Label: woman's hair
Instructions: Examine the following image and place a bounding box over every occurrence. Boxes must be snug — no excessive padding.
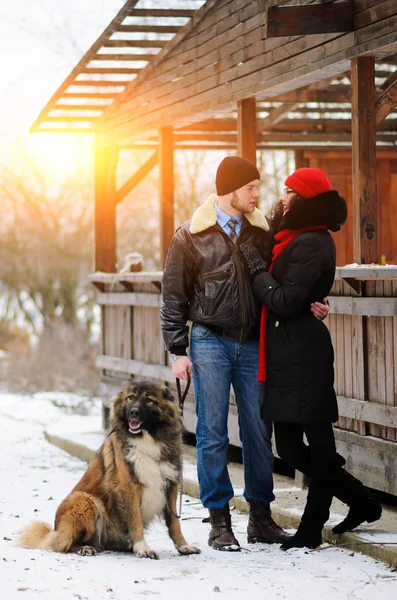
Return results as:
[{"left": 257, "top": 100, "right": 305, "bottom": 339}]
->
[{"left": 268, "top": 193, "right": 305, "bottom": 232}]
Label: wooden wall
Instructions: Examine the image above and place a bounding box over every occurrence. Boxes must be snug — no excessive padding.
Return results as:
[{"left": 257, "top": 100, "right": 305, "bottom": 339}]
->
[
  {"left": 304, "top": 151, "right": 397, "bottom": 266},
  {"left": 91, "top": 268, "right": 397, "bottom": 495}
]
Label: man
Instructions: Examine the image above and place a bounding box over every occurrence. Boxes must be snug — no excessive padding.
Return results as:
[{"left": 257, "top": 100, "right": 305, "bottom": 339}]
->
[{"left": 160, "top": 156, "right": 327, "bottom": 551}]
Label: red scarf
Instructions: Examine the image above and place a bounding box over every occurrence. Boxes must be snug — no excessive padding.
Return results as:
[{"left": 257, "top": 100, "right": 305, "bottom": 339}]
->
[{"left": 258, "top": 225, "right": 328, "bottom": 382}]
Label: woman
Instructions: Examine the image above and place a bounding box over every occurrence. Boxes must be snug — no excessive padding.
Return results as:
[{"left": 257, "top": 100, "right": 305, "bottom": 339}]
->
[{"left": 240, "top": 168, "right": 382, "bottom": 550}]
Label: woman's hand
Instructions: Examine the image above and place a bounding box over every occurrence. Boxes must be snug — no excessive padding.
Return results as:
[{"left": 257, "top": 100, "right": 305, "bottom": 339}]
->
[{"left": 311, "top": 298, "right": 329, "bottom": 320}]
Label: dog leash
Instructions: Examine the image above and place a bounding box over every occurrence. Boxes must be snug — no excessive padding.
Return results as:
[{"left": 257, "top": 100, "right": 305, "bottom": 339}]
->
[
  {"left": 169, "top": 374, "right": 192, "bottom": 519},
  {"left": 176, "top": 374, "right": 191, "bottom": 418}
]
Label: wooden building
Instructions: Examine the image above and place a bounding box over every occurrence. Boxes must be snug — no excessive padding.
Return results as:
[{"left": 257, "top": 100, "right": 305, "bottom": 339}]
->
[{"left": 32, "top": 0, "right": 397, "bottom": 495}]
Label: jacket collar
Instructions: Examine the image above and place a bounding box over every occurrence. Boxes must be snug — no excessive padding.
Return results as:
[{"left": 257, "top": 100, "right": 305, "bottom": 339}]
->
[
  {"left": 189, "top": 194, "right": 269, "bottom": 234},
  {"left": 280, "top": 190, "right": 347, "bottom": 232}
]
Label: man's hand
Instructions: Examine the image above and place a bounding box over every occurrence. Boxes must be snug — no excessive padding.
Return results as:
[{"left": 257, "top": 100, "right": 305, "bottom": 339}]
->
[
  {"left": 311, "top": 298, "right": 329, "bottom": 321},
  {"left": 171, "top": 356, "right": 193, "bottom": 381}
]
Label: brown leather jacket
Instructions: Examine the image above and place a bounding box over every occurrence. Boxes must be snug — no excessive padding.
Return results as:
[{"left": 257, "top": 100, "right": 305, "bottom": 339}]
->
[{"left": 160, "top": 194, "right": 271, "bottom": 354}]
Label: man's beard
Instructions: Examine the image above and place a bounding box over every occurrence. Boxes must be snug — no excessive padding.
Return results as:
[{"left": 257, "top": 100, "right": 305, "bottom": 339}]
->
[{"left": 230, "top": 191, "right": 249, "bottom": 213}]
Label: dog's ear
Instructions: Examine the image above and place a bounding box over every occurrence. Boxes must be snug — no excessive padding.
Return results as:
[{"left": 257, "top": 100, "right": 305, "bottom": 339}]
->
[
  {"left": 161, "top": 386, "right": 174, "bottom": 402},
  {"left": 109, "top": 392, "right": 124, "bottom": 426},
  {"left": 123, "top": 380, "right": 135, "bottom": 396}
]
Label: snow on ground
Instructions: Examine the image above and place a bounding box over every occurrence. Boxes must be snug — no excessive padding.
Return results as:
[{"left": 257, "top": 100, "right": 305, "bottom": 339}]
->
[{"left": 0, "top": 391, "right": 396, "bottom": 600}]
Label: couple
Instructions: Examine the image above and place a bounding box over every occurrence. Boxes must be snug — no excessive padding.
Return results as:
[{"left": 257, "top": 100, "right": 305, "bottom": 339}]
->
[{"left": 160, "top": 156, "right": 381, "bottom": 552}]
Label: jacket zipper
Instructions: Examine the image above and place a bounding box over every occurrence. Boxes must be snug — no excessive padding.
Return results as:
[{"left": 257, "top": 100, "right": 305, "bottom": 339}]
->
[
  {"left": 216, "top": 224, "right": 248, "bottom": 342},
  {"left": 234, "top": 241, "right": 247, "bottom": 343},
  {"left": 201, "top": 268, "right": 233, "bottom": 279}
]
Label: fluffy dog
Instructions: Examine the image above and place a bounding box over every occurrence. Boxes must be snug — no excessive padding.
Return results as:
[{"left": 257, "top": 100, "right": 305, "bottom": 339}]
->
[{"left": 17, "top": 380, "right": 200, "bottom": 559}]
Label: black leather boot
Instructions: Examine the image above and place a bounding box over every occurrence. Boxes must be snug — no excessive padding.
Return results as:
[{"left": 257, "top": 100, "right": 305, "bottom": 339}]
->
[
  {"left": 208, "top": 505, "right": 240, "bottom": 552},
  {"left": 280, "top": 519, "right": 323, "bottom": 551},
  {"left": 247, "top": 502, "right": 291, "bottom": 544},
  {"left": 332, "top": 470, "right": 382, "bottom": 534},
  {"left": 281, "top": 480, "right": 332, "bottom": 551}
]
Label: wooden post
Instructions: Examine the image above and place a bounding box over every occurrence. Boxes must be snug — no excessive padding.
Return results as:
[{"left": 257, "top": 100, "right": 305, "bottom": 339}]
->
[
  {"left": 294, "top": 150, "right": 307, "bottom": 170},
  {"left": 237, "top": 98, "right": 257, "bottom": 165},
  {"left": 351, "top": 57, "right": 378, "bottom": 264},
  {"left": 159, "top": 126, "right": 174, "bottom": 266},
  {"left": 94, "top": 141, "right": 118, "bottom": 272}
]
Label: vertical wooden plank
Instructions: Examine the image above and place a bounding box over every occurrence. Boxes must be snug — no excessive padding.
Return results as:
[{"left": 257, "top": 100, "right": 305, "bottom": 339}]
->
[
  {"left": 129, "top": 305, "right": 134, "bottom": 360},
  {"left": 392, "top": 280, "right": 397, "bottom": 441},
  {"left": 330, "top": 282, "right": 344, "bottom": 430},
  {"left": 336, "top": 315, "right": 345, "bottom": 397},
  {"left": 366, "top": 281, "right": 380, "bottom": 437},
  {"left": 122, "top": 305, "right": 131, "bottom": 359},
  {"left": 237, "top": 97, "right": 257, "bottom": 165},
  {"left": 351, "top": 57, "right": 378, "bottom": 264},
  {"left": 159, "top": 126, "right": 175, "bottom": 267},
  {"left": 384, "top": 280, "right": 395, "bottom": 441},
  {"left": 377, "top": 159, "right": 391, "bottom": 264},
  {"left": 343, "top": 310, "right": 353, "bottom": 432},
  {"left": 94, "top": 141, "right": 118, "bottom": 273},
  {"left": 375, "top": 282, "right": 387, "bottom": 439},
  {"left": 294, "top": 150, "right": 307, "bottom": 170},
  {"left": 356, "top": 310, "right": 366, "bottom": 436}
]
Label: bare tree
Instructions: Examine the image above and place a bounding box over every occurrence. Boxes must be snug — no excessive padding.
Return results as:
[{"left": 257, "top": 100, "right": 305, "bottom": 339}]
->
[{"left": 0, "top": 153, "right": 96, "bottom": 336}]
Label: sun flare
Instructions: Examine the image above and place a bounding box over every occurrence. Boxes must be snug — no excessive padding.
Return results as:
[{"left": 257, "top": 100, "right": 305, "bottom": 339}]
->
[{"left": 26, "top": 133, "right": 93, "bottom": 179}]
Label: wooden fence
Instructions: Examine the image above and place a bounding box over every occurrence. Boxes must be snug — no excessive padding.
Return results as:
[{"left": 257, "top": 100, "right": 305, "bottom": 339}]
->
[{"left": 91, "top": 265, "right": 397, "bottom": 495}]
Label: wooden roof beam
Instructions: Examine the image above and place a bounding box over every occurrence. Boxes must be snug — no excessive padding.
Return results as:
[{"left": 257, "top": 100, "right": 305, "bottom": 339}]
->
[
  {"left": 117, "top": 25, "right": 180, "bottom": 34},
  {"left": 258, "top": 75, "right": 344, "bottom": 132},
  {"left": 266, "top": 3, "right": 354, "bottom": 37},
  {"left": 258, "top": 103, "right": 299, "bottom": 132},
  {"left": 115, "top": 151, "right": 158, "bottom": 204},
  {"left": 53, "top": 105, "right": 108, "bottom": 111},
  {"left": 35, "top": 127, "right": 94, "bottom": 133},
  {"left": 70, "top": 80, "right": 132, "bottom": 87},
  {"left": 265, "top": 89, "right": 351, "bottom": 104},
  {"left": 178, "top": 118, "right": 397, "bottom": 134},
  {"left": 43, "top": 116, "right": 100, "bottom": 122},
  {"left": 82, "top": 68, "right": 141, "bottom": 75},
  {"left": 103, "top": 40, "right": 165, "bottom": 48},
  {"left": 129, "top": 9, "right": 195, "bottom": 18},
  {"left": 91, "top": 54, "right": 155, "bottom": 61},
  {"left": 376, "top": 80, "right": 397, "bottom": 126},
  {"left": 63, "top": 92, "right": 120, "bottom": 98},
  {"left": 380, "top": 69, "right": 397, "bottom": 91},
  {"left": 149, "top": 132, "right": 397, "bottom": 144}
]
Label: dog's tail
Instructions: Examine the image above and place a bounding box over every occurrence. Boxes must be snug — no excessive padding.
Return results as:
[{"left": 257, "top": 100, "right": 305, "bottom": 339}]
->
[{"left": 16, "top": 521, "right": 75, "bottom": 553}]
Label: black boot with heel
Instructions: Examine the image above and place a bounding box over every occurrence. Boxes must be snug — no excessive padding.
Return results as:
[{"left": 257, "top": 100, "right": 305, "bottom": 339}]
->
[
  {"left": 281, "top": 481, "right": 332, "bottom": 551},
  {"left": 332, "top": 470, "right": 382, "bottom": 534}
]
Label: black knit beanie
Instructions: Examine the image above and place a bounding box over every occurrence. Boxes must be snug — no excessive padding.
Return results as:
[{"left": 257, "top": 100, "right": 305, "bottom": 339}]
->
[{"left": 215, "top": 156, "right": 260, "bottom": 195}]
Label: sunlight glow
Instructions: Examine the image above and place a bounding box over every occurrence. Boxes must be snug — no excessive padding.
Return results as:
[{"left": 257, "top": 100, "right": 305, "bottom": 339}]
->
[{"left": 25, "top": 133, "right": 93, "bottom": 180}]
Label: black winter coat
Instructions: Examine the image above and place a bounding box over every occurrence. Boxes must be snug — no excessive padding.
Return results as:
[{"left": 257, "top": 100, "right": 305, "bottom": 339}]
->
[{"left": 252, "top": 191, "right": 347, "bottom": 423}]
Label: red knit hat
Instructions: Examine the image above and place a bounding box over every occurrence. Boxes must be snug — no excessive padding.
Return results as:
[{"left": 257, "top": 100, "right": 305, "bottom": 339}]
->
[{"left": 285, "top": 168, "right": 332, "bottom": 199}]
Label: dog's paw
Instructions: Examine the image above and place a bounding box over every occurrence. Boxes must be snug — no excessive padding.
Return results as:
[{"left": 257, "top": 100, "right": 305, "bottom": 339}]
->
[
  {"left": 133, "top": 539, "right": 159, "bottom": 560},
  {"left": 75, "top": 545, "right": 97, "bottom": 556},
  {"left": 176, "top": 543, "right": 201, "bottom": 555}
]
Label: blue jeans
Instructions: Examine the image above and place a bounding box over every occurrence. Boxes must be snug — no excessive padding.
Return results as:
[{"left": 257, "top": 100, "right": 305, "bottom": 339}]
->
[{"left": 189, "top": 324, "right": 275, "bottom": 509}]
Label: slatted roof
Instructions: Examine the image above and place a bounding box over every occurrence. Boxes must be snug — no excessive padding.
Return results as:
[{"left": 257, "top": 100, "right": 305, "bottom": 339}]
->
[
  {"left": 30, "top": 0, "right": 206, "bottom": 133},
  {"left": 32, "top": 0, "right": 397, "bottom": 150}
]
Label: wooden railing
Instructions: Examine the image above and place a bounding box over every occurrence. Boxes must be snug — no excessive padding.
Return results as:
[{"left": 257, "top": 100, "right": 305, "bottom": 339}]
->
[{"left": 90, "top": 265, "right": 397, "bottom": 495}]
